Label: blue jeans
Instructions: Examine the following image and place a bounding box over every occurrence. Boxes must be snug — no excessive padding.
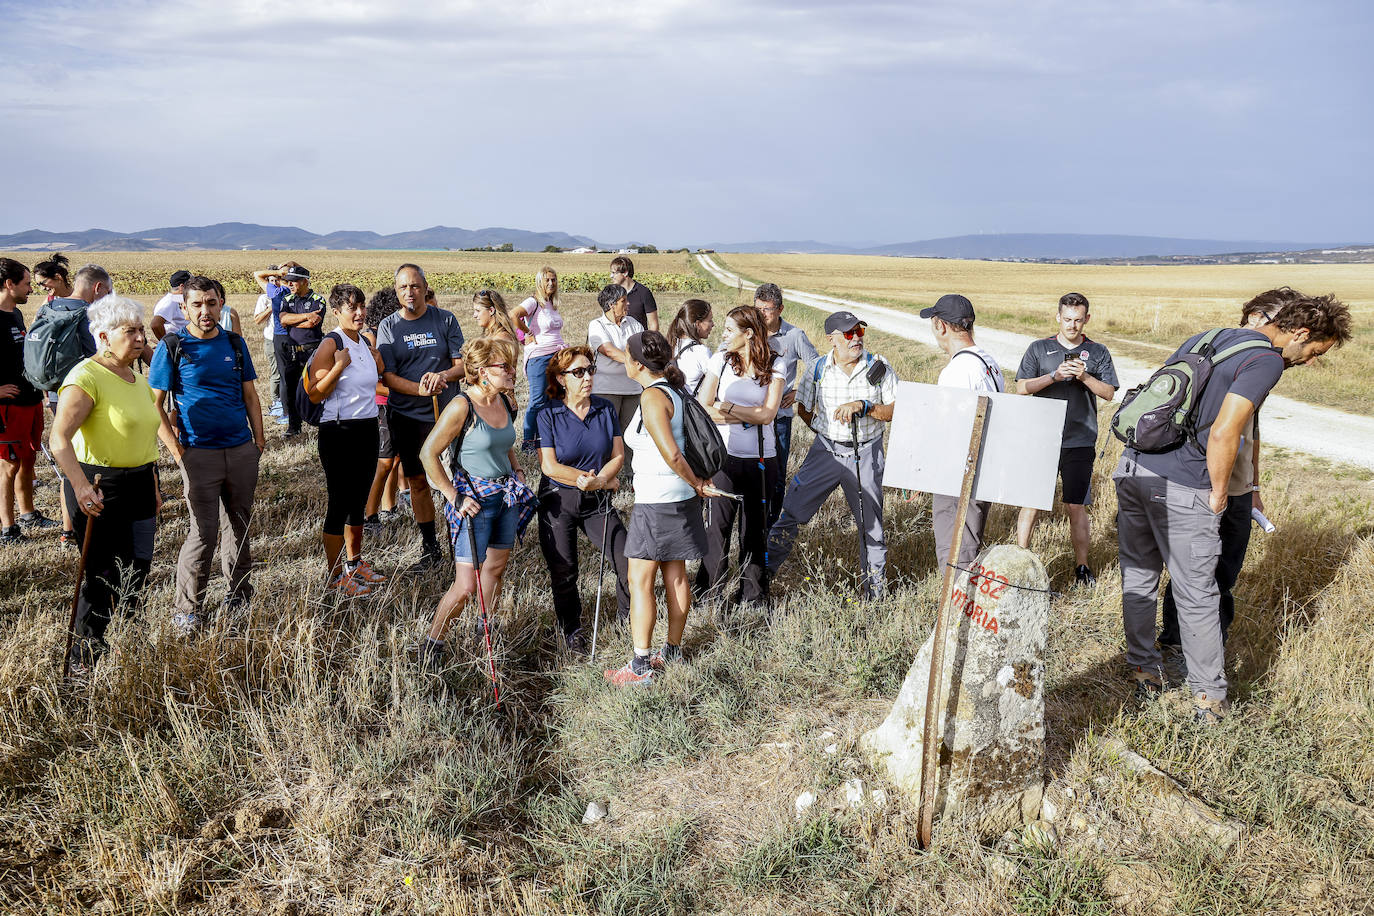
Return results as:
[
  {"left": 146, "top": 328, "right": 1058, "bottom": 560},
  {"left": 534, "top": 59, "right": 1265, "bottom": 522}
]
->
[
  {"left": 454, "top": 490, "right": 519, "bottom": 566},
  {"left": 522, "top": 354, "right": 555, "bottom": 449},
  {"left": 770, "top": 414, "right": 794, "bottom": 527}
]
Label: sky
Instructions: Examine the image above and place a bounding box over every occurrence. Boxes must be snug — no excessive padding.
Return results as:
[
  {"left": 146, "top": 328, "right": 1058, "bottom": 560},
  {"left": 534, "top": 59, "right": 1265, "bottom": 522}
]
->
[{"left": 2, "top": 0, "right": 1371, "bottom": 246}]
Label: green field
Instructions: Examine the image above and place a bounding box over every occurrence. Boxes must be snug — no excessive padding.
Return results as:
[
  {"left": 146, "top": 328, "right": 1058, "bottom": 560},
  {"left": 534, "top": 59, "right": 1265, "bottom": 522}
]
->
[{"left": 0, "top": 263, "right": 1371, "bottom": 914}]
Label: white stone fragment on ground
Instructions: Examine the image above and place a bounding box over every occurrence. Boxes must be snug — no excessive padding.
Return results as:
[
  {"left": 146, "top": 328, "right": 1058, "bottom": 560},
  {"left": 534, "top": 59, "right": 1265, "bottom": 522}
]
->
[
  {"left": 860, "top": 544, "right": 1051, "bottom": 838},
  {"left": 794, "top": 791, "right": 818, "bottom": 817},
  {"left": 582, "top": 802, "right": 608, "bottom": 824},
  {"left": 1041, "top": 793, "right": 1059, "bottom": 823},
  {"left": 871, "top": 789, "right": 888, "bottom": 807},
  {"left": 819, "top": 730, "right": 837, "bottom": 741},
  {"left": 842, "top": 778, "right": 866, "bottom": 807},
  {"left": 824, "top": 743, "right": 839, "bottom": 756}
]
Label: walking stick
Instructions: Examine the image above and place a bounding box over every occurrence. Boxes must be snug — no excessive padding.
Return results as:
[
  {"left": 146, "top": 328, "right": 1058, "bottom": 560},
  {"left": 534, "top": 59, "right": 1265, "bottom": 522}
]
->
[
  {"left": 466, "top": 519, "right": 501, "bottom": 705},
  {"left": 62, "top": 473, "right": 101, "bottom": 679},
  {"left": 589, "top": 490, "right": 611, "bottom": 662},
  {"left": 850, "top": 415, "right": 868, "bottom": 594},
  {"left": 434, "top": 395, "right": 454, "bottom": 564},
  {"left": 917, "top": 395, "right": 990, "bottom": 849},
  {"left": 756, "top": 424, "right": 769, "bottom": 587}
]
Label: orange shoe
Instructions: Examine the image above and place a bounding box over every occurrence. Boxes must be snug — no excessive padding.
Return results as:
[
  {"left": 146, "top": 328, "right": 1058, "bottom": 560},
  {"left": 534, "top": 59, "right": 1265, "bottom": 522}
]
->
[
  {"left": 330, "top": 569, "right": 373, "bottom": 598},
  {"left": 354, "top": 560, "right": 387, "bottom": 585}
]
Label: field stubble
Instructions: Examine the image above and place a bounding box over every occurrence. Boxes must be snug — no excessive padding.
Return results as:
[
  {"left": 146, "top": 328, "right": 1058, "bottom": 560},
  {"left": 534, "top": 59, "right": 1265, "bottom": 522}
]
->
[{"left": 0, "top": 274, "right": 1370, "bottom": 913}]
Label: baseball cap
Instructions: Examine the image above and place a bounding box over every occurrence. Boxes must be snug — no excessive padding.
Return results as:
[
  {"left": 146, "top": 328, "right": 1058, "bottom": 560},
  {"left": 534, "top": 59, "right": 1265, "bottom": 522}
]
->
[
  {"left": 283, "top": 265, "right": 311, "bottom": 281},
  {"left": 169, "top": 269, "right": 192, "bottom": 288},
  {"left": 919, "top": 294, "right": 975, "bottom": 323},
  {"left": 824, "top": 310, "right": 866, "bottom": 334}
]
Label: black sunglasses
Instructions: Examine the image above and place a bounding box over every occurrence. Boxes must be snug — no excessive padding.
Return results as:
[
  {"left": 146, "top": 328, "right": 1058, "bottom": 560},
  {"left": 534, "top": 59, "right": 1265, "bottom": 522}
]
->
[{"left": 562, "top": 366, "right": 596, "bottom": 379}]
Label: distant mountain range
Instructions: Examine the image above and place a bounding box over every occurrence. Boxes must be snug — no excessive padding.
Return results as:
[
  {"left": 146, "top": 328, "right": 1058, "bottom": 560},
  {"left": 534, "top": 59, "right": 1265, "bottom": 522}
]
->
[
  {"left": 0, "top": 222, "right": 596, "bottom": 253},
  {"left": 706, "top": 233, "right": 1355, "bottom": 259},
  {"left": 0, "top": 223, "right": 1360, "bottom": 260}
]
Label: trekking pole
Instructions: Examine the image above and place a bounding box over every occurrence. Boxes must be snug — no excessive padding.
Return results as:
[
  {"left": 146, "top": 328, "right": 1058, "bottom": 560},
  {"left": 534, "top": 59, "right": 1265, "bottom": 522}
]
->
[
  {"left": 756, "top": 424, "right": 769, "bottom": 579},
  {"left": 589, "top": 490, "right": 612, "bottom": 662},
  {"left": 850, "top": 414, "right": 868, "bottom": 594},
  {"left": 61, "top": 473, "right": 101, "bottom": 679},
  {"left": 465, "top": 519, "right": 501, "bottom": 705}
]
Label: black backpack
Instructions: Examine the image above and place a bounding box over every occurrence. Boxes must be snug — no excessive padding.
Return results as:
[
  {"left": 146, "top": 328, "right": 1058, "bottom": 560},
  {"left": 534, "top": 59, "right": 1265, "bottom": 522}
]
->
[
  {"left": 640, "top": 380, "right": 725, "bottom": 481},
  {"left": 161, "top": 330, "right": 248, "bottom": 443},
  {"left": 1110, "top": 328, "right": 1273, "bottom": 453},
  {"left": 296, "top": 332, "right": 344, "bottom": 427}
]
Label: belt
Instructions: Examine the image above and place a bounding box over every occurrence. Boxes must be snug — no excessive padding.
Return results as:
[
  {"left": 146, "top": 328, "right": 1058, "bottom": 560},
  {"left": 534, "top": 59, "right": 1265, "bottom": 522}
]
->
[{"left": 825, "top": 434, "right": 880, "bottom": 450}]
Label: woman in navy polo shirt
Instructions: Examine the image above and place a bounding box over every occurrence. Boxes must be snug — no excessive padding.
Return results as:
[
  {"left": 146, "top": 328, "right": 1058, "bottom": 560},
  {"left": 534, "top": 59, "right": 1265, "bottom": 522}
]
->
[{"left": 535, "top": 346, "right": 630, "bottom": 654}]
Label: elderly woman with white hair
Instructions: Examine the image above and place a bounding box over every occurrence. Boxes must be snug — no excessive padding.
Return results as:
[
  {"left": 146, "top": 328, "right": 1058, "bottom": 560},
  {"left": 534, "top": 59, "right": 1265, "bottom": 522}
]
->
[{"left": 49, "top": 295, "right": 178, "bottom": 675}]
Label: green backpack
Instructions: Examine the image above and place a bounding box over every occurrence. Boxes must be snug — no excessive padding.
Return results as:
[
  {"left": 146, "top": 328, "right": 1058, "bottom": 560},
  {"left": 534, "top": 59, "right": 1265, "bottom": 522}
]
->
[{"left": 1110, "top": 328, "right": 1273, "bottom": 453}]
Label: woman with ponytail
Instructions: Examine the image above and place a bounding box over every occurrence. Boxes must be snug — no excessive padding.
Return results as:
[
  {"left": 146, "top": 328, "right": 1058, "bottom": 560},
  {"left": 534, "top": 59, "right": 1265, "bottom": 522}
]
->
[
  {"left": 32, "top": 253, "right": 72, "bottom": 302},
  {"left": 666, "top": 299, "right": 714, "bottom": 396}
]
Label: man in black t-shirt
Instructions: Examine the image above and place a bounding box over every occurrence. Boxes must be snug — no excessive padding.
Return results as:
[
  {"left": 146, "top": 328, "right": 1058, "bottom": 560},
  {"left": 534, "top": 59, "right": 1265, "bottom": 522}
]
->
[
  {"left": 0, "top": 258, "right": 59, "bottom": 542},
  {"left": 1114, "top": 292, "right": 1351, "bottom": 725},
  {"left": 610, "top": 255, "right": 657, "bottom": 332},
  {"left": 1014, "top": 292, "right": 1118, "bottom": 586}
]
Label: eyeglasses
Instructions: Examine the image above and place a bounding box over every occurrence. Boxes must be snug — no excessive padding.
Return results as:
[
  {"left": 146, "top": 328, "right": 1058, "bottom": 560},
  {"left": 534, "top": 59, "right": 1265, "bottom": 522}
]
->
[
  {"left": 562, "top": 366, "right": 596, "bottom": 379},
  {"left": 486, "top": 363, "right": 512, "bottom": 372},
  {"left": 841, "top": 326, "right": 865, "bottom": 340}
]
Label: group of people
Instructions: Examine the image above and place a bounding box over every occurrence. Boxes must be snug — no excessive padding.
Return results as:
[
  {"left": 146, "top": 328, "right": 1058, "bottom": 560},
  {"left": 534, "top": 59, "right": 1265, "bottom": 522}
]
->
[{"left": 0, "top": 252, "right": 1354, "bottom": 723}]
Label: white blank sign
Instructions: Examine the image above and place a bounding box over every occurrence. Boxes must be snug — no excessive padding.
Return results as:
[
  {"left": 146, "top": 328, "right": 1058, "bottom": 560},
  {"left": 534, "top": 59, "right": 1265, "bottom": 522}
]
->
[{"left": 883, "top": 382, "right": 1067, "bottom": 511}]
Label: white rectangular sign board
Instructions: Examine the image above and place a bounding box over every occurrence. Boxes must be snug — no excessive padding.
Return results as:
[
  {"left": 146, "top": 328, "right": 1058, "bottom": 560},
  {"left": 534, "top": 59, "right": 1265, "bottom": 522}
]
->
[{"left": 883, "top": 381, "right": 1067, "bottom": 511}]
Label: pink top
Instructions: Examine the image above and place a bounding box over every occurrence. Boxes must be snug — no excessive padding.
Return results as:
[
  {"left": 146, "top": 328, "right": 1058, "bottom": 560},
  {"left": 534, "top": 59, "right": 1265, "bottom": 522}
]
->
[{"left": 520, "top": 297, "right": 566, "bottom": 361}]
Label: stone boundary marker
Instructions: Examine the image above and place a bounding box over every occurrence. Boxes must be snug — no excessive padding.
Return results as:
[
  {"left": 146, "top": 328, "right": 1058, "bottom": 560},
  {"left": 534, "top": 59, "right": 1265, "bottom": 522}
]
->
[{"left": 861, "top": 544, "right": 1050, "bottom": 838}]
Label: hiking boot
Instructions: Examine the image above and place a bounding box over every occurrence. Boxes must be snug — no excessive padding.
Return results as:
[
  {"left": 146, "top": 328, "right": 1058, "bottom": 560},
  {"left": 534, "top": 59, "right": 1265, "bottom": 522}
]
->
[
  {"left": 19, "top": 510, "right": 59, "bottom": 531},
  {"left": 409, "top": 548, "right": 444, "bottom": 574},
  {"left": 353, "top": 561, "right": 387, "bottom": 585},
  {"left": 1161, "top": 644, "right": 1188, "bottom": 686},
  {"left": 1074, "top": 564, "right": 1097, "bottom": 588},
  {"left": 0, "top": 525, "right": 23, "bottom": 544},
  {"left": 1193, "top": 693, "right": 1230, "bottom": 725},
  {"left": 59, "top": 530, "right": 77, "bottom": 549},
  {"left": 1131, "top": 665, "right": 1165, "bottom": 702},
  {"left": 171, "top": 611, "right": 206, "bottom": 639},
  {"left": 563, "top": 628, "right": 588, "bottom": 656},
  {"left": 363, "top": 514, "right": 383, "bottom": 534},
  {"left": 650, "top": 643, "right": 683, "bottom": 670},
  {"left": 412, "top": 637, "right": 448, "bottom": 672},
  {"left": 330, "top": 569, "right": 373, "bottom": 598},
  {"left": 605, "top": 660, "right": 655, "bottom": 688}
]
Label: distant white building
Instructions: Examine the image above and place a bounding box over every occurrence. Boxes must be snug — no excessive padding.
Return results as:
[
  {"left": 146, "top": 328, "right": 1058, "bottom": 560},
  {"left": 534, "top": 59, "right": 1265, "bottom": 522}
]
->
[
  {"left": 617, "top": 248, "right": 639, "bottom": 255},
  {"left": 569, "top": 247, "right": 596, "bottom": 254}
]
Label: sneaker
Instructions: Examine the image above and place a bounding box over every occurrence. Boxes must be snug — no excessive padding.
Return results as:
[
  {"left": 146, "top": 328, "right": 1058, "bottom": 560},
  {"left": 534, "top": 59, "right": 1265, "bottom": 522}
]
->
[
  {"left": 19, "top": 510, "right": 59, "bottom": 531},
  {"left": 269, "top": 401, "right": 284, "bottom": 417},
  {"left": 330, "top": 569, "right": 373, "bottom": 598},
  {"left": 171, "top": 611, "right": 205, "bottom": 639},
  {"left": 363, "top": 514, "right": 382, "bottom": 534},
  {"left": 1193, "top": 693, "right": 1230, "bottom": 725},
  {"left": 409, "top": 548, "right": 444, "bottom": 573},
  {"left": 353, "top": 560, "right": 387, "bottom": 585},
  {"left": 604, "top": 660, "right": 655, "bottom": 688},
  {"left": 378, "top": 508, "right": 401, "bottom": 523},
  {"left": 0, "top": 525, "right": 23, "bottom": 544},
  {"left": 413, "top": 637, "right": 447, "bottom": 672},
  {"left": 650, "top": 643, "right": 683, "bottom": 670},
  {"left": 563, "top": 628, "right": 588, "bottom": 656},
  {"left": 1074, "top": 565, "right": 1097, "bottom": 587},
  {"left": 275, "top": 414, "right": 290, "bottom": 426},
  {"left": 59, "top": 530, "right": 77, "bottom": 549},
  {"left": 1131, "top": 665, "right": 1165, "bottom": 702}
]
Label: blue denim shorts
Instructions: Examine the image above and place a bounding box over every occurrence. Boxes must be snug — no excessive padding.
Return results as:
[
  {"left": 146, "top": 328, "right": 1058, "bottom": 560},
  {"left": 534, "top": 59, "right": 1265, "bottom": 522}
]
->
[{"left": 453, "top": 489, "right": 519, "bottom": 566}]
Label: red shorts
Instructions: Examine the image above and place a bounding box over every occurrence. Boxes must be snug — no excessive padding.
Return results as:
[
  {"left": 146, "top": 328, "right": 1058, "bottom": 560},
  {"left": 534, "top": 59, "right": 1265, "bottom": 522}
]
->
[{"left": 0, "top": 403, "right": 44, "bottom": 463}]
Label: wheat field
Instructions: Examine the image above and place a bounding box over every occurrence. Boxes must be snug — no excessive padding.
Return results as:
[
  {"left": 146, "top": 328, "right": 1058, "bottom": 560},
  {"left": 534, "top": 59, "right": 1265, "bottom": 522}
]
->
[{"left": 0, "top": 264, "right": 1370, "bottom": 914}]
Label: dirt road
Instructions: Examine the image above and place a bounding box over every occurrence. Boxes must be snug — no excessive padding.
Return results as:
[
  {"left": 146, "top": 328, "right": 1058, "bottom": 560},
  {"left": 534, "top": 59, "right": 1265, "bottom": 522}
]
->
[{"left": 698, "top": 253, "right": 1374, "bottom": 471}]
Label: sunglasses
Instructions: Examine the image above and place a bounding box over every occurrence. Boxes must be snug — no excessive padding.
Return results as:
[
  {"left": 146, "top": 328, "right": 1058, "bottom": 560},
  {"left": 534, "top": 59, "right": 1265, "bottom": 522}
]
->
[
  {"left": 841, "top": 326, "right": 865, "bottom": 340},
  {"left": 562, "top": 366, "right": 596, "bottom": 379}
]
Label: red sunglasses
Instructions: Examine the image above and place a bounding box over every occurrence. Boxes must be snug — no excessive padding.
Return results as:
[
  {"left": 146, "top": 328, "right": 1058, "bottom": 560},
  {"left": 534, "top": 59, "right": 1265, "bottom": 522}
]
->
[{"left": 841, "top": 326, "right": 865, "bottom": 340}]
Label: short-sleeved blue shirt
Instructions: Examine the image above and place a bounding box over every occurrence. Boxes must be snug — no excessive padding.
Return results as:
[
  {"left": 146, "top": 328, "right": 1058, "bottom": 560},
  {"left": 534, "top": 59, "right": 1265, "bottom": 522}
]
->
[
  {"left": 264, "top": 282, "right": 286, "bottom": 335},
  {"left": 536, "top": 396, "right": 619, "bottom": 488},
  {"left": 148, "top": 330, "right": 257, "bottom": 449}
]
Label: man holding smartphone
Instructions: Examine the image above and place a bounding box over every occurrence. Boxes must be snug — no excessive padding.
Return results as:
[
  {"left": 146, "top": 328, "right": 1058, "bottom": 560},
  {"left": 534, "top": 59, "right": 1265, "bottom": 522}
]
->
[{"left": 1014, "top": 292, "right": 1118, "bottom": 586}]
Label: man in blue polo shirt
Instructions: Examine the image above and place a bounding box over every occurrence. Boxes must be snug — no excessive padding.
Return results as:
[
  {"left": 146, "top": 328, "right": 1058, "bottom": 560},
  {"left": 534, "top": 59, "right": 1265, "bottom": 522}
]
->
[
  {"left": 150, "top": 276, "right": 265, "bottom": 635},
  {"left": 266, "top": 262, "right": 325, "bottom": 438}
]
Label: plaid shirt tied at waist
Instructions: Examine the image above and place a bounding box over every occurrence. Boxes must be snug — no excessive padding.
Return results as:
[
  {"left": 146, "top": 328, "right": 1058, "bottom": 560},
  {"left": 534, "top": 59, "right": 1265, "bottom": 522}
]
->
[{"left": 443, "top": 469, "right": 539, "bottom": 546}]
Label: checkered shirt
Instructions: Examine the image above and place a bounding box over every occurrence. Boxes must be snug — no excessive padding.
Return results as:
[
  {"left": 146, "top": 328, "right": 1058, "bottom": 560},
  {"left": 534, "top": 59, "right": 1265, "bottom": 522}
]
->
[{"left": 796, "top": 351, "right": 898, "bottom": 443}]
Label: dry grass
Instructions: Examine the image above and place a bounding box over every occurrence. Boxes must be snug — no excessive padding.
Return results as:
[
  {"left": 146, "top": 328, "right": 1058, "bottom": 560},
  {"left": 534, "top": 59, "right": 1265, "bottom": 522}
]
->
[
  {"left": 715, "top": 252, "right": 1374, "bottom": 413},
  {"left": 0, "top": 279, "right": 1371, "bottom": 914}
]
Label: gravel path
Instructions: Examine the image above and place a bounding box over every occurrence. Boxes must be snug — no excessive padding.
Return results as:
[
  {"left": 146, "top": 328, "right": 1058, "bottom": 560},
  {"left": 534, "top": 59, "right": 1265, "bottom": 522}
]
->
[{"left": 698, "top": 254, "right": 1374, "bottom": 471}]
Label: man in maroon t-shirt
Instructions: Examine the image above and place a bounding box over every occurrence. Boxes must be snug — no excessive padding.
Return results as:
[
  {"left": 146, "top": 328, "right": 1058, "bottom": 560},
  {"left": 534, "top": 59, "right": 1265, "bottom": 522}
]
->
[{"left": 1114, "top": 292, "right": 1351, "bottom": 724}]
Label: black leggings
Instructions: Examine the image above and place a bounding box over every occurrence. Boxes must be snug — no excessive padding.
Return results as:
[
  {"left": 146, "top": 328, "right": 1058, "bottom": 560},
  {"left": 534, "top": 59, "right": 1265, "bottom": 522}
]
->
[
  {"left": 318, "top": 418, "right": 380, "bottom": 535},
  {"left": 696, "top": 453, "right": 779, "bottom": 605},
  {"left": 62, "top": 462, "right": 156, "bottom": 644}
]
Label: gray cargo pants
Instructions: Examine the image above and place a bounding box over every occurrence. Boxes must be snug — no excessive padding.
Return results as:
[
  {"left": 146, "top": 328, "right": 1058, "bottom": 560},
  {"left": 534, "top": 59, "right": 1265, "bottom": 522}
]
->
[
  {"left": 176, "top": 441, "right": 261, "bottom": 615},
  {"left": 1112, "top": 454, "right": 1226, "bottom": 701},
  {"left": 931, "top": 494, "right": 989, "bottom": 573},
  {"left": 767, "top": 434, "right": 886, "bottom": 594}
]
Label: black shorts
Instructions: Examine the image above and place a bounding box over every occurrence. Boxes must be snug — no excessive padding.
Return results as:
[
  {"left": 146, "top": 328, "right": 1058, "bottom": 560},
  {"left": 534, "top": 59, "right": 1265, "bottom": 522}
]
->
[
  {"left": 377, "top": 404, "right": 396, "bottom": 460},
  {"left": 387, "top": 407, "right": 435, "bottom": 478},
  {"left": 1058, "top": 446, "right": 1096, "bottom": 505}
]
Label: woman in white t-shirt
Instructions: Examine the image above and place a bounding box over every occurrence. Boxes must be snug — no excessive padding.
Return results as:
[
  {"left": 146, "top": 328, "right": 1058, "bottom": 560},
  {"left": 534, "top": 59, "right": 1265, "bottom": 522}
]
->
[
  {"left": 694, "top": 306, "right": 785, "bottom": 607},
  {"left": 587, "top": 284, "right": 645, "bottom": 434},
  {"left": 666, "top": 298, "right": 714, "bottom": 397},
  {"left": 512, "top": 267, "right": 567, "bottom": 451}
]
